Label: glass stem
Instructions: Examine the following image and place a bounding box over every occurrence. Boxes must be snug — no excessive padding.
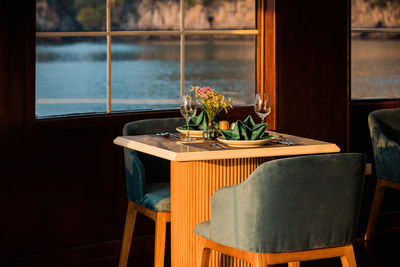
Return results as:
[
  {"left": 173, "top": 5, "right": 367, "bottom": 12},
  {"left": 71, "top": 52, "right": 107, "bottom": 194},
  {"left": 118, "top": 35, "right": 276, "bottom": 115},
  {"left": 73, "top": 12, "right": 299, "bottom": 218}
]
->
[{"left": 186, "top": 119, "right": 190, "bottom": 139}]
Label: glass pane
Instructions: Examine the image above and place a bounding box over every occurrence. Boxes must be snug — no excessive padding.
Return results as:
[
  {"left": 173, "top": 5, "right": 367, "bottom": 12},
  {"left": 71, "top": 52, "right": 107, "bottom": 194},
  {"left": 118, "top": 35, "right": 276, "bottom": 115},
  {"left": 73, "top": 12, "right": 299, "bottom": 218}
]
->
[
  {"left": 352, "top": 36, "right": 400, "bottom": 99},
  {"left": 36, "top": 37, "right": 107, "bottom": 117},
  {"left": 111, "top": 36, "right": 180, "bottom": 112},
  {"left": 352, "top": 0, "right": 400, "bottom": 28},
  {"left": 185, "top": 0, "right": 256, "bottom": 30},
  {"left": 185, "top": 35, "right": 256, "bottom": 105},
  {"left": 36, "top": 0, "right": 106, "bottom": 32},
  {"left": 111, "top": 0, "right": 180, "bottom": 31}
]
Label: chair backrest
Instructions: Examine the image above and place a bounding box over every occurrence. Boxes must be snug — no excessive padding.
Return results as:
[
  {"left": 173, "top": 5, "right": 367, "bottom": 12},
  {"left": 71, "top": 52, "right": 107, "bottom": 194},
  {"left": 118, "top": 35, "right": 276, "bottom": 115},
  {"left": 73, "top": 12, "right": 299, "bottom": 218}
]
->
[
  {"left": 122, "top": 117, "right": 185, "bottom": 203},
  {"left": 368, "top": 108, "right": 400, "bottom": 182},
  {"left": 209, "top": 153, "right": 366, "bottom": 253}
]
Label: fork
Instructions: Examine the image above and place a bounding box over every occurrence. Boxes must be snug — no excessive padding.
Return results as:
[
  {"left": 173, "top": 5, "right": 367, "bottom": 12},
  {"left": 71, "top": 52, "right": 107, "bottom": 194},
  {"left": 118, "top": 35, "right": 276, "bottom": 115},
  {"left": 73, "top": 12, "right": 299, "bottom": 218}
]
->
[
  {"left": 275, "top": 135, "right": 299, "bottom": 146},
  {"left": 210, "top": 143, "right": 228, "bottom": 149}
]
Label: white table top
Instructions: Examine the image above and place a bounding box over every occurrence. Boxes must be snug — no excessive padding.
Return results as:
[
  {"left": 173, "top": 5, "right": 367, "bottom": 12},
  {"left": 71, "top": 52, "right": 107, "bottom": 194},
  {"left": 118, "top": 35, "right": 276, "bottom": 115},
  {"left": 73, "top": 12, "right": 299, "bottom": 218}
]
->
[{"left": 113, "top": 131, "right": 340, "bottom": 162}]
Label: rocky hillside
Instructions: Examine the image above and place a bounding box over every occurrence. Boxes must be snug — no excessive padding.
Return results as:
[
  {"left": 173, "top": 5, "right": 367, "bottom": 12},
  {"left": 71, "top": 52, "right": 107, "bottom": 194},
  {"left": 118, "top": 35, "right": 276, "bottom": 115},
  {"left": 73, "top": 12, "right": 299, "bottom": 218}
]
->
[
  {"left": 36, "top": 0, "right": 255, "bottom": 31},
  {"left": 37, "top": 0, "right": 400, "bottom": 38},
  {"left": 36, "top": 0, "right": 80, "bottom": 31},
  {"left": 352, "top": 0, "right": 400, "bottom": 27}
]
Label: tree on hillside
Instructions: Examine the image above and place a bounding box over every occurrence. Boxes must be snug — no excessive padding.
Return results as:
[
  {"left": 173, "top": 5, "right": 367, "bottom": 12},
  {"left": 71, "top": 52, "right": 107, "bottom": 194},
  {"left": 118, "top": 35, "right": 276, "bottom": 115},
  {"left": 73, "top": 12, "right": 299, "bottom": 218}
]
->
[
  {"left": 366, "top": 0, "right": 400, "bottom": 8},
  {"left": 74, "top": 0, "right": 106, "bottom": 30}
]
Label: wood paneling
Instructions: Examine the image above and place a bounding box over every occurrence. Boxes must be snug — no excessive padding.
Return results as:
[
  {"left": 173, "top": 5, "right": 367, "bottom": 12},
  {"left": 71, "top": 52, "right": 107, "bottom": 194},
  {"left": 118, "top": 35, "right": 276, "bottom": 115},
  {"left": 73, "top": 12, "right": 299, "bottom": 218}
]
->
[
  {"left": 170, "top": 158, "right": 271, "bottom": 267},
  {"left": 276, "top": 0, "right": 350, "bottom": 152},
  {"left": 0, "top": 2, "right": 26, "bottom": 137}
]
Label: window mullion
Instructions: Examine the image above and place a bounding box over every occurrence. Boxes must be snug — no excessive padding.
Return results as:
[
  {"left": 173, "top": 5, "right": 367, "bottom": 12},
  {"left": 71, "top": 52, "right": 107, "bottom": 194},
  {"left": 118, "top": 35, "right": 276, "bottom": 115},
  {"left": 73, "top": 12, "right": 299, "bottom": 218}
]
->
[
  {"left": 106, "top": 0, "right": 111, "bottom": 114},
  {"left": 180, "top": 0, "right": 185, "bottom": 98}
]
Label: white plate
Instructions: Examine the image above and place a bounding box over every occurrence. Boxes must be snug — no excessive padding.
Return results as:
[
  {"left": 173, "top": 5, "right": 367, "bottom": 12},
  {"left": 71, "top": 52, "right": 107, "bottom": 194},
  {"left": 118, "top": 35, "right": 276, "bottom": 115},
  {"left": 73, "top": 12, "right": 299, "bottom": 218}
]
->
[
  {"left": 217, "top": 136, "right": 275, "bottom": 148},
  {"left": 176, "top": 127, "right": 203, "bottom": 138}
]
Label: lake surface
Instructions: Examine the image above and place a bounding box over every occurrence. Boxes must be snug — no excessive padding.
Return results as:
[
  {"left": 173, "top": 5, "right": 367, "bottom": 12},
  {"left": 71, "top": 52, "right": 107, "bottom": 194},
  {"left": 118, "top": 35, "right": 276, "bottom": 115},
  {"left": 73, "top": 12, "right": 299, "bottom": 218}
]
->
[
  {"left": 351, "top": 39, "right": 400, "bottom": 99},
  {"left": 36, "top": 39, "right": 256, "bottom": 117},
  {"left": 36, "top": 38, "right": 400, "bottom": 117}
]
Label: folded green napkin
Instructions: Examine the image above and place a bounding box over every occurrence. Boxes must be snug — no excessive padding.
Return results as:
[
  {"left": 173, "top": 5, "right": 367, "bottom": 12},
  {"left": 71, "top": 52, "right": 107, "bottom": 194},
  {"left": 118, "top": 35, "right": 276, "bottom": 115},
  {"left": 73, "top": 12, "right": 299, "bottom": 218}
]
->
[
  {"left": 178, "top": 110, "right": 219, "bottom": 131},
  {"left": 220, "top": 115, "right": 270, "bottom": 140}
]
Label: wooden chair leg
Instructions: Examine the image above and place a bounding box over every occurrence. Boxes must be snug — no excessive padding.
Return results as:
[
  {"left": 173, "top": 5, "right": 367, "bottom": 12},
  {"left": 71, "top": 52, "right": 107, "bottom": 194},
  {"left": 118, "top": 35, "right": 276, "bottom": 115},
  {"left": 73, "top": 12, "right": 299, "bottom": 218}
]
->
[
  {"left": 197, "top": 246, "right": 211, "bottom": 267},
  {"left": 288, "top": 261, "right": 300, "bottom": 267},
  {"left": 154, "top": 212, "right": 168, "bottom": 267},
  {"left": 119, "top": 201, "right": 138, "bottom": 267},
  {"left": 340, "top": 245, "right": 357, "bottom": 267},
  {"left": 365, "top": 178, "right": 386, "bottom": 241},
  {"left": 252, "top": 254, "right": 268, "bottom": 267}
]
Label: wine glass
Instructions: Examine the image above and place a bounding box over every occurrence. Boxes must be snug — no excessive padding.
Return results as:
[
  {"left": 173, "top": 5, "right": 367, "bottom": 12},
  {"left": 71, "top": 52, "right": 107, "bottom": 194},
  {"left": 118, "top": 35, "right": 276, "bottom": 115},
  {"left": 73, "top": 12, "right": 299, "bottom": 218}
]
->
[
  {"left": 254, "top": 93, "right": 271, "bottom": 124},
  {"left": 180, "top": 95, "right": 197, "bottom": 142}
]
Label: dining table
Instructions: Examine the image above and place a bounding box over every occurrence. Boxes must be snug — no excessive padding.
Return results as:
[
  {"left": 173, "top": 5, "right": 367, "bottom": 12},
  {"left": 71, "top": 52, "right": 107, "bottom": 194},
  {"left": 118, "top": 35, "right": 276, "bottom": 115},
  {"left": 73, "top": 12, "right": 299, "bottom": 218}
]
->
[{"left": 113, "top": 131, "right": 340, "bottom": 267}]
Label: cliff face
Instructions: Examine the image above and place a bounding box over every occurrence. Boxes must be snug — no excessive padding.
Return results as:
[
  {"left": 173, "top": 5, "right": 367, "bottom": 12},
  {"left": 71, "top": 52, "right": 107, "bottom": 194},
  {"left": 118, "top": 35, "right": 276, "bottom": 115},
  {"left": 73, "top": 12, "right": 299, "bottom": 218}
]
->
[
  {"left": 36, "top": 0, "right": 255, "bottom": 31},
  {"left": 37, "top": 0, "right": 400, "bottom": 33},
  {"left": 118, "top": 0, "right": 255, "bottom": 30},
  {"left": 352, "top": 0, "right": 400, "bottom": 27},
  {"left": 36, "top": 0, "right": 79, "bottom": 31}
]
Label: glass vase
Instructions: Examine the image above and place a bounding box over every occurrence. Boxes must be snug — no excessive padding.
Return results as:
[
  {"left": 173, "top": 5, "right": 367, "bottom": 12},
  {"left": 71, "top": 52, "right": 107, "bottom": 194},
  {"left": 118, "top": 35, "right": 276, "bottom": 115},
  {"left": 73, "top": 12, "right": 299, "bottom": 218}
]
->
[{"left": 202, "top": 117, "right": 218, "bottom": 141}]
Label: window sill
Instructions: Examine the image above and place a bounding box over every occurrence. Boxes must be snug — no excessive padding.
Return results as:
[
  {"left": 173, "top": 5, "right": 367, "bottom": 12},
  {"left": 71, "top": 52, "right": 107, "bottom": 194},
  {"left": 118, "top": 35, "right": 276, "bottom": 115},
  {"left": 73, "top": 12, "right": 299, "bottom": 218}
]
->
[{"left": 27, "top": 106, "right": 255, "bottom": 133}]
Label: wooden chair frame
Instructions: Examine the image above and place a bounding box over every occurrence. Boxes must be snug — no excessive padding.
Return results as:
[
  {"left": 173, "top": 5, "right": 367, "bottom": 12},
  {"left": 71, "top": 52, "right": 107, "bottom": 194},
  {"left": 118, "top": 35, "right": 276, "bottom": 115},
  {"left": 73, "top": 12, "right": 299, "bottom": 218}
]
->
[
  {"left": 119, "top": 201, "right": 170, "bottom": 267},
  {"left": 197, "top": 236, "right": 357, "bottom": 267},
  {"left": 365, "top": 177, "right": 400, "bottom": 241}
]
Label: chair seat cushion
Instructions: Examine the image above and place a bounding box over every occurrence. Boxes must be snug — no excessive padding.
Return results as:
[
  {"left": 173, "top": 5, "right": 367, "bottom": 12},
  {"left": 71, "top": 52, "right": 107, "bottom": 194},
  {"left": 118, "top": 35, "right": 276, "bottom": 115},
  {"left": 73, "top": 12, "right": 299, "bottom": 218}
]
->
[
  {"left": 194, "top": 221, "right": 210, "bottom": 239},
  {"left": 142, "top": 182, "right": 170, "bottom": 212}
]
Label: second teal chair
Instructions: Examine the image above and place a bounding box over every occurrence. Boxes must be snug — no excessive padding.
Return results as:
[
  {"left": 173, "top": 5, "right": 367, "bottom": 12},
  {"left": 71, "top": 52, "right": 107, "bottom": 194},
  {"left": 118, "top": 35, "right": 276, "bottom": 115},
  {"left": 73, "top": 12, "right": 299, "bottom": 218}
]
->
[
  {"left": 365, "top": 108, "right": 400, "bottom": 241},
  {"left": 119, "top": 117, "right": 185, "bottom": 267},
  {"left": 194, "top": 153, "right": 366, "bottom": 267}
]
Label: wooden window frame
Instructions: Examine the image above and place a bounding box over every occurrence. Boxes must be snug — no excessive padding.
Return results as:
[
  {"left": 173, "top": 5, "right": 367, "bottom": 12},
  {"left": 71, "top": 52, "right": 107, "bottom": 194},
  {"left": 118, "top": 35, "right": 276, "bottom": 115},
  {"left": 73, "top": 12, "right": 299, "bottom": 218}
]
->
[{"left": 26, "top": 0, "right": 277, "bottom": 131}]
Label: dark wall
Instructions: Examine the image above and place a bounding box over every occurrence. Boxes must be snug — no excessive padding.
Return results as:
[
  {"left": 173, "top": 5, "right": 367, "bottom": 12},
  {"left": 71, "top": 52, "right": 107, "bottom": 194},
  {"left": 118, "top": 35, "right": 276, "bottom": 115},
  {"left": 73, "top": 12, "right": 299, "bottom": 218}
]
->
[
  {"left": 276, "top": 0, "right": 349, "bottom": 152},
  {"left": 0, "top": 1, "right": 355, "bottom": 266},
  {"left": 0, "top": 2, "right": 175, "bottom": 266}
]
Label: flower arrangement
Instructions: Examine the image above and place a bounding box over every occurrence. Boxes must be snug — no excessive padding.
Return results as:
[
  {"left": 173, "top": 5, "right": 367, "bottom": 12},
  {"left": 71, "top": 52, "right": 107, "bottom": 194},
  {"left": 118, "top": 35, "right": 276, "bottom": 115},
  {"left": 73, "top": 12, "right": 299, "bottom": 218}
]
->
[
  {"left": 190, "top": 85, "right": 232, "bottom": 121},
  {"left": 189, "top": 85, "right": 233, "bottom": 140}
]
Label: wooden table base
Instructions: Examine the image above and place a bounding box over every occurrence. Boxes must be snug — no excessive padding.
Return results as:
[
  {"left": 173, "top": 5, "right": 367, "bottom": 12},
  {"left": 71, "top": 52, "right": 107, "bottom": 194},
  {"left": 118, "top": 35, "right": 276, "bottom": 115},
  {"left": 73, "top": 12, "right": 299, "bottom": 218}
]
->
[{"left": 170, "top": 157, "right": 272, "bottom": 267}]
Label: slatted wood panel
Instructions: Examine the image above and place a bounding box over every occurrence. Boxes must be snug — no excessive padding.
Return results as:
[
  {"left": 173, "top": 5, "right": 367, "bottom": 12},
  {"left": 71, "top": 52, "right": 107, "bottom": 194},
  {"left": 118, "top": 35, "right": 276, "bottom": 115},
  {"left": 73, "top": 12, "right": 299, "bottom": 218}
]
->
[{"left": 170, "top": 157, "right": 272, "bottom": 267}]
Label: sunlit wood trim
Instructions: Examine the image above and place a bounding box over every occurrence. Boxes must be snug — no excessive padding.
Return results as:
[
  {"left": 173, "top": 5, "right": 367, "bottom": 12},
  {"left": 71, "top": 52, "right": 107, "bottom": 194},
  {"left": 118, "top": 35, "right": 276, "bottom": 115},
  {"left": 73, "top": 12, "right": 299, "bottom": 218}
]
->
[
  {"left": 264, "top": 0, "right": 276, "bottom": 130},
  {"left": 256, "top": 0, "right": 277, "bottom": 130},
  {"left": 106, "top": 0, "right": 111, "bottom": 114},
  {"left": 257, "top": 0, "right": 264, "bottom": 95},
  {"left": 110, "top": 30, "right": 181, "bottom": 36},
  {"left": 36, "top": 30, "right": 258, "bottom": 38},
  {"left": 36, "top": 32, "right": 110, "bottom": 37},
  {"left": 180, "top": 0, "right": 185, "bottom": 97},
  {"left": 351, "top": 27, "right": 400, "bottom": 33},
  {"left": 182, "top": 29, "right": 258, "bottom": 35}
]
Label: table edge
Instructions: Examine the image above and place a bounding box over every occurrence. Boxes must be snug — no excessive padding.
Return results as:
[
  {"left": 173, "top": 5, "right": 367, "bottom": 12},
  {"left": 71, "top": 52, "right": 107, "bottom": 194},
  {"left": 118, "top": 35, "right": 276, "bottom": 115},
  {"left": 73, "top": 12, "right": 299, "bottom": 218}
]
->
[{"left": 113, "top": 136, "right": 340, "bottom": 162}]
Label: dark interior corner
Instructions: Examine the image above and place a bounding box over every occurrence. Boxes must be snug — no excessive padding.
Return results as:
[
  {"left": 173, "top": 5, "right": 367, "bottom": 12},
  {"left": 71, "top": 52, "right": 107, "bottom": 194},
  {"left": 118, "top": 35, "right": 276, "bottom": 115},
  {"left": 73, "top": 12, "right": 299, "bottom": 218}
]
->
[{"left": 1, "top": 1, "right": 400, "bottom": 267}]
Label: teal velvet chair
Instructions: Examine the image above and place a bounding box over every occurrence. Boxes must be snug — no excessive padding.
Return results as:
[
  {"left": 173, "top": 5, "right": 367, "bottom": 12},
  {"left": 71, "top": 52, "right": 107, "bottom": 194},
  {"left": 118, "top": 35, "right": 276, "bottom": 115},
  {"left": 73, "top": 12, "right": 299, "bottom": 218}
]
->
[
  {"left": 194, "top": 153, "right": 366, "bottom": 267},
  {"left": 365, "top": 108, "right": 400, "bottom": 241},
  {"left": 119, "top": 117, "right": 185, "bottom": 267}
]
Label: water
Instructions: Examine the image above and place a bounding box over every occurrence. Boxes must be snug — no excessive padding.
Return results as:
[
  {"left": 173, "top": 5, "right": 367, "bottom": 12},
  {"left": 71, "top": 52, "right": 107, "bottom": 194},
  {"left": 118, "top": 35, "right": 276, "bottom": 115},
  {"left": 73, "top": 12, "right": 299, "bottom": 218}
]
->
[
  {"left": 36, "top": 39, "right": 256, "bottom": 117},
  {"left": 352, "top": 39, "right": 400, "bottom": 99},
  {"left": 36, "top": 38, "right": 400, "bottom": 117}
]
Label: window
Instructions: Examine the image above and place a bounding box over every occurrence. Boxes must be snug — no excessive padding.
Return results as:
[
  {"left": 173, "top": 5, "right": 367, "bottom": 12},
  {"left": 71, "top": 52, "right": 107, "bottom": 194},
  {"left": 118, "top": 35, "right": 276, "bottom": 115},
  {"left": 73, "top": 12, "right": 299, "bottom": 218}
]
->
[
  {"left": 36, "top": 0, "right": 259, "bottom": 118},
  {"left": 351, "top": 0, "right": 400, "bottom": 99}
]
